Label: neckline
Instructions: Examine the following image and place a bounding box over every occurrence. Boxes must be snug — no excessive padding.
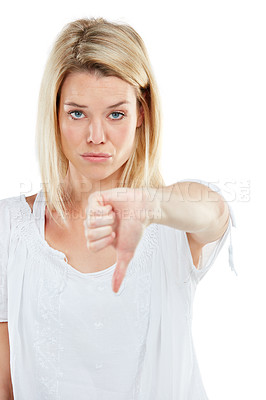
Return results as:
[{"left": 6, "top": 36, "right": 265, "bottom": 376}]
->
[{"left": 22, "top": 189, "right": 117, "bottom": 278}]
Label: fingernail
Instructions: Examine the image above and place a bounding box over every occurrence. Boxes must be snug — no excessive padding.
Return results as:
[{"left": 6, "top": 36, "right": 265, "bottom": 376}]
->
[
  {"left": 112, "top": 279, "right": 119, "bottom": 293},
  {"left": 114, "top": 281, "right": 120, "bottom": 294},
  {"left": 114, "top": 280, "right": 123, "bottom": 295}
]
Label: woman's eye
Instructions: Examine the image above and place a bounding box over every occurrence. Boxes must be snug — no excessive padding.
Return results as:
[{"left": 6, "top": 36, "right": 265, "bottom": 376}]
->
[
  {"left": 109, "top": 112, "right": 125, "bottom": 120},
  {"left": 68, "top": 110, "right": 85, "bottom": 120},
  {"left": 67, "top": 110, "right": 125, "bottom": 121}
]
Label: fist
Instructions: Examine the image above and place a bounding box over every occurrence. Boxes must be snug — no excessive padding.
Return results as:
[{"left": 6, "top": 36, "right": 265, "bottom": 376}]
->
[{"left": 83, "top": 187, "right": 154, "bottom": 293}]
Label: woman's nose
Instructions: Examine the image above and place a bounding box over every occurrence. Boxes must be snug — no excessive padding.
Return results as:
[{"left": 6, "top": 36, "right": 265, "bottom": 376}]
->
[{"left": 86, "top": 119, "right": 106, "bottom": 144}]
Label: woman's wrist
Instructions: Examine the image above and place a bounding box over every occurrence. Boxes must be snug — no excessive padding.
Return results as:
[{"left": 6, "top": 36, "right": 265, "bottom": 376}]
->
[{"left": 141, "top": 187, "right": 163, "bottom": 227}]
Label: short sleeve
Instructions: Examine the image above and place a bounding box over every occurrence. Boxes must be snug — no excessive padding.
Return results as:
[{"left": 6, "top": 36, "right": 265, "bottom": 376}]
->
[
  {"left": 177, "top": 178, "right": 237, "bottom": 283},
  {"left": 0, "top": 198, "right": 11, "bottom": 322}
]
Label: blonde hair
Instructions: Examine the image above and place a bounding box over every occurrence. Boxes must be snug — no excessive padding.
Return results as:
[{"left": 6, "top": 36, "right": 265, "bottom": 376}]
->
[{"left": 35, "top": 17, "right": 165, "bottom": 227}]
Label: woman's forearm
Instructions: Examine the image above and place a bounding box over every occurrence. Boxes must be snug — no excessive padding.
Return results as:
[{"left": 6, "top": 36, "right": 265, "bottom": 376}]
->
[{"left": 147, "top": 181, "right": 229, "bottom": 243}]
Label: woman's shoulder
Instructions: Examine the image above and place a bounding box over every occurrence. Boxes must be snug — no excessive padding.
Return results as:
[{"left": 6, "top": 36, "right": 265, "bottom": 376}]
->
[
  {"left": 0, "top": 193, "right": 20, "bottom": 211},
  {"left": 0, "top": 192, "right": 38, "bottom": 207},
  {"left": 0, "top": 195, "right": 18, "bottom": 242},
  {"left": 0, "top": 193, "right": 23, "bottom": 210},
  {"left": 0, "top": 192, "right": 38, "bottom": 225}
]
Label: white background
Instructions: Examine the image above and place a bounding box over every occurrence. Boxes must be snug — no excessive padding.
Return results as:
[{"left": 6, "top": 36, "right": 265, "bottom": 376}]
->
[{"left": 0, "top": 1, "right": 265, "bottom": 398}]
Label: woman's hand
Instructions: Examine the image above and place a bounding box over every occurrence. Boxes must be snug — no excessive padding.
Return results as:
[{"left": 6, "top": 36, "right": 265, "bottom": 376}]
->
[{"left": 84, "top": 187, "right": 156, "bottom": 293}]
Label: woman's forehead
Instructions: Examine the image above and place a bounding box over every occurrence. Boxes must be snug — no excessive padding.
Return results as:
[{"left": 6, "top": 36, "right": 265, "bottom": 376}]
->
[
  {"left": 60, "top": 71, "right": 137, "bottom": 104},
  {"left": 62, "top": 71, "right": 132, "bottom": 91}
]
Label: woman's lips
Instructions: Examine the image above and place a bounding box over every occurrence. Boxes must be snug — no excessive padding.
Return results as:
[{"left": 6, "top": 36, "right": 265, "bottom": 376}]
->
[
  {"left": 81, "top": 152, "right": 111, "bottom": 157},
  {"left": 81, "top": 155, "right": 112, "bottom": 162}
]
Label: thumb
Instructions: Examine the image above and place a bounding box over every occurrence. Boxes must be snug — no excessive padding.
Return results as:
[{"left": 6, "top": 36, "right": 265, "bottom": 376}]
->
[{"left": 112, "top": 258, "right": 130, "bottom": 293}]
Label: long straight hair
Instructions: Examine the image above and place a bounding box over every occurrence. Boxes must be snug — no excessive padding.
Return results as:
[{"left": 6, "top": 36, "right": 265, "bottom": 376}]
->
[{"left": 35, "top": 17, "right": 165, "bottom": 227}]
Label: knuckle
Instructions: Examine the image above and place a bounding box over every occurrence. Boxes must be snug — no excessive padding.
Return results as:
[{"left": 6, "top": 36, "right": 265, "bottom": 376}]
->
[
  {"left": 96, "top": 208, "right": 104, "bottom": 216},
  {"left": 89, "top": 209, "right": 98, "bottom": 218},
  {"left": 86, "top": 230, "right": 94, "bottom": 240},
  {"left": 88, "top": 217, "right": 96, "bottom": 227},
  {"left": 87, "top": 240, "right": 95, "bottom": 250}
]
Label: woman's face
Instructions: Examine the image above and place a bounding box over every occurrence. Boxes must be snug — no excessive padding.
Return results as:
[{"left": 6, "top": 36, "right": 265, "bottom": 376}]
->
[{"left": 58, "top": 71, "right": 144, "bottom": 189}]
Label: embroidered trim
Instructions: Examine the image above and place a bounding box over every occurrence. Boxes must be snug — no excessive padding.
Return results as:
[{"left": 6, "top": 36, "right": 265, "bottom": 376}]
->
[
  {"left": 32, "top": 271, "right": 64, "bottom": 400},
  {"left": 133, "top": 270, "right": 153, "bottom": 398}
]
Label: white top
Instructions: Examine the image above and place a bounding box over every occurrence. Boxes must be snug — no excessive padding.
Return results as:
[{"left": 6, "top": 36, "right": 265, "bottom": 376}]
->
[{"left": 0, "top": 179, "right": 236, "bottom": 400}]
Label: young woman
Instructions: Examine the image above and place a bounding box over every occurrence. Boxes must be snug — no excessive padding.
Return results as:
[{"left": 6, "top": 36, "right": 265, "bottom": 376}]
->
[{"left": 0, "top": 17, "right": 236, "bottom": 400}]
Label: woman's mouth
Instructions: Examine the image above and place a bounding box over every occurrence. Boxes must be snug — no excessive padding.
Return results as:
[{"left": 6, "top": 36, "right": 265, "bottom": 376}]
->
[{"left": 81, "top": 153, "right": 112, "bottom": 162}]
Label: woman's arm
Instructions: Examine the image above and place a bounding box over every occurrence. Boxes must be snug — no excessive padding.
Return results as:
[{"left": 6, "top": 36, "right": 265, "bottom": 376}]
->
[
  {"left": 150, "top": 181, "right": 230, "bottom": 245},
  {"left": 0, "top": 323, "right": 14, "bottom": 400},
  {"left": 146, "top": 181, "right": 230, "bottom": 269},
  {"left": 85, "top": 182, "right": 230, "bottom": 292}
]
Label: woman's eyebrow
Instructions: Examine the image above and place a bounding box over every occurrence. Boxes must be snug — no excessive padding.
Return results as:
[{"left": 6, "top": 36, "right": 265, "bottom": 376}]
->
[
  {"left": 106, "top": 100, "right": 130, "bottom": 109},
  {"left": 64, "top": 102, "right": 88, "bottom": 108},
  {"left": 64, "top": 100, "right": 130, "bottom": 109}
]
